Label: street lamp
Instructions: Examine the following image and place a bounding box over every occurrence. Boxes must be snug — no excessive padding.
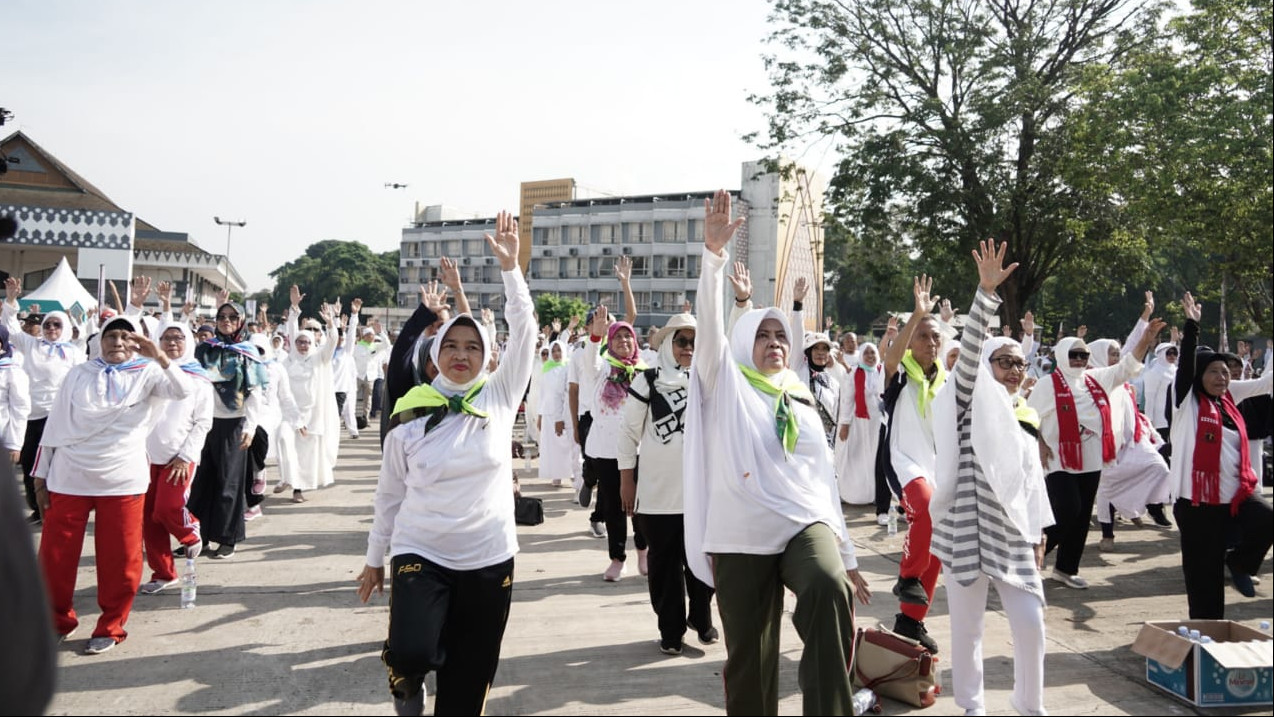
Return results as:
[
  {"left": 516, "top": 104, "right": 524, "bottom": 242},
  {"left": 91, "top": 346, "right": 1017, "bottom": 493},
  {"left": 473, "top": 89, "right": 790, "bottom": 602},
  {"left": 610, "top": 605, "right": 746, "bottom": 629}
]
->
[{"left": 213, "top": 216, "right": 246, "bottom": 293}]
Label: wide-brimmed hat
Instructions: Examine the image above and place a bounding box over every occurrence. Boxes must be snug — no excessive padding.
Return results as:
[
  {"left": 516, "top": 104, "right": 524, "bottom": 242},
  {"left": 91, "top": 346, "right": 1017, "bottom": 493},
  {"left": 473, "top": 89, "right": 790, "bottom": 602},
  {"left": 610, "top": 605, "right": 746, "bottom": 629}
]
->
[{"left": 649, "top": 313, "right": 697, "bottom": 350}]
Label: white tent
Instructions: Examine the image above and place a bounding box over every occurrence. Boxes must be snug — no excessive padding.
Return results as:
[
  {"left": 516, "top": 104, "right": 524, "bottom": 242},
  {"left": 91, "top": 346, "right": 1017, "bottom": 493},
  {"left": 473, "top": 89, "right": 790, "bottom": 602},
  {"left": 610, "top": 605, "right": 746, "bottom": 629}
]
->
[{"left": 19, "top": 256, "right": 98, "bottom": 320}]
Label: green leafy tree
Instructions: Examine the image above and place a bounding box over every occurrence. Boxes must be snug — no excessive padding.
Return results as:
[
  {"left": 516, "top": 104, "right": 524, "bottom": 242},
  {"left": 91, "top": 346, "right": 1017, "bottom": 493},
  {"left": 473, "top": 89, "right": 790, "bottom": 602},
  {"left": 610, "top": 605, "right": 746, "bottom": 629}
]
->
[
  {"left": 533, "top": 294, "right": 589, "bottom": 331},
  {"left": 753, "top": 0, "right": 1164, "bottom": 335},
  {"left": 267, "top": 241, "right": 399, "bottom": 320},
  {"left": 1068, "top": 0, "right": 1273, "bottom": 338}
]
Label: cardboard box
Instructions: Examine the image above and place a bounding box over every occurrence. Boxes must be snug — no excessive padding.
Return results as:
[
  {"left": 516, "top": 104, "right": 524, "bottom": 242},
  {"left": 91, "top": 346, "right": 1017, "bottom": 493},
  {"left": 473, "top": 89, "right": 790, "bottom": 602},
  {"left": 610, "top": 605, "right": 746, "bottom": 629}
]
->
[{"left": 1131, "top": 620, "right": 1273, "bottom": 707}]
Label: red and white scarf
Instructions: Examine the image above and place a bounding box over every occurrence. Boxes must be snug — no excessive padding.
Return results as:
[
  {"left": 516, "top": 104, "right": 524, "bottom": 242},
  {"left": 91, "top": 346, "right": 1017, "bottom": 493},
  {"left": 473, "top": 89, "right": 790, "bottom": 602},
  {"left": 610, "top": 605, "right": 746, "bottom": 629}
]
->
[
  {"left": 1052, "top": 371, "right": 1116, "bottom": 470},
  {"left": 1192, "top": 392, "right": 1259, "bottom": 515},
  {"left": 854, "top": 366, "right": 870, "bottom": 419}
]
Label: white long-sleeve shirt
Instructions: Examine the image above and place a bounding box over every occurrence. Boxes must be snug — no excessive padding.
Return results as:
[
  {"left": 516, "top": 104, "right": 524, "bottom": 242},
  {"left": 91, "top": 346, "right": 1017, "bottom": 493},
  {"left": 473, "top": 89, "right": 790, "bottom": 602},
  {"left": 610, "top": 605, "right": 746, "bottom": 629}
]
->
[
  {"left": 365, "top": 269, "right": 535, "bottom": 571},
  {"left": 684, "top": 248, "right": 857, "bottom": 586},
  {"left": 0, "top": 363, "right": 31, "bottom": 452},
  {"left": 35, "top": 359, "right": 193, "bottom": 496},
  {"left": 146, "top": 373, "right": 214, "bottom": 465},
  {"left": 2, "top": 302, "right": 84, "bottom": 419}
]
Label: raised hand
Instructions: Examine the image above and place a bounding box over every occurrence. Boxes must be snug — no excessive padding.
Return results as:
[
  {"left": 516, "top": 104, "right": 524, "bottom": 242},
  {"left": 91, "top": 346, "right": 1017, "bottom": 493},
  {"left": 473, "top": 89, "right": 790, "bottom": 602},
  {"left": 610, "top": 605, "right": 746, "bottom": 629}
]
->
[
  {"left": 1182, "top": 292, "right": 1201, "bottom": 322},
  {"left": 350, "top": 297, "right": 364, "bottom": 313},
  {"left": 885, "top": 315, "right": 899, "bottom": 343},
  {"left": 4, "top": 277, "right": 21, "bottom": 302},
  {"left": 939, "top": 298, "right": 956, "bottom": 323},
  {"left": 1135, "top": 318, "right": 1169, "bottom": 358},
  {"left": 1020, "top": 310, "right": 1036, "bottom": 336},
  {"left": 727, "top": 261, "right": 752, "bottom": 301},
  {"left": 420, "top": 281, "right": 449, "bottom": 312},
  {"left": 1076, "top": 324, "right": 1088, "bottom": 339},
  {"left": 793, "top": 276, "right": 809, "bottom": 303},
  {"left": 972, "top": 238, "right": 1018, "bottom": 294},
  {"left": 182, "top": 300, "right": 197, "bottom": 317},
  {"left": 703, "top": 189, "right": 745, "bottom": 256},
  {"left": 483, "top": 210, "right": 519, "bottom": 271},
  {"left": 128, "top": 331, "right": 164, "bottom": 362},
  {"left": 1002, "top": 325, "right": 1013, "bottom": 337},
  {"left": 682, "top": 299, "right": 692, "bottom": 313},
  {"left": 913, "top": 275, "right": 939, "bottom": 315},
  {"left": 567, "top": 314, "right": 580, "bottom": 331},
  {"left": 551, "top": 318, "right": 562, "bottom": 333},
  {"left": 615, "top": 255, "right": 633, "bottom": 284},
  {"left": 481, "top": 307, "right": 494, "bottom": 326},
  {"left": 215, "top": 288, "right": 230, "bottom": 307},
  {"left": 289, "top": 285, "right": 305, "bottom": 309},
  {"left": 440, "top": 256, "right": 461, "bottom": 290},
  {"left": 130, "top": 275, "right": 153, "bottom": 307},
  {"left": 1141, "top": 291, "right": 1155, "bottom": 321},
  {"left": 590, "top": 304, "right": 611, "bottom": 338}
]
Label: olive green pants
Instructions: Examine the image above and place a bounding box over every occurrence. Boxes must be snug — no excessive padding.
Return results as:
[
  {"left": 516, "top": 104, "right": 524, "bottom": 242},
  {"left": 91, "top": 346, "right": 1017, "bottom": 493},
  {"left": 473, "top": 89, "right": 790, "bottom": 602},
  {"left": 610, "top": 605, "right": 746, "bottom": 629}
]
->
[{"left": 713, "top": 523, "right": 856, "bottom": 716}]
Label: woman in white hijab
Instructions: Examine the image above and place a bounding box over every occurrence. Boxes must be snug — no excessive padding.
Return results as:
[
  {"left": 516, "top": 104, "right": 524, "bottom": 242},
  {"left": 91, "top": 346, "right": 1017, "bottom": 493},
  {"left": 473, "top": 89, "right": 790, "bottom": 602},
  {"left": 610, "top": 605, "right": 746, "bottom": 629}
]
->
[
  {"left": 248, "top": 332, "right": 301, "bottom": 518},
  {"left": 1026, "top": 307, "right": 1163, "bottom": 589},
  {"left": 930, "top": 240, "right": 1054, "bottom": 717},
  {"left": 1142, "top": 341, "right": 1179, "bottom": 442},
  {"left": 3, "top": 278, "right": 86, "bottom": 522},
  {"left": 835, "top": 341, "right": 883, "bottom": 505},
  {"left": 357, "top": 211, "right": 533, "bottom": 716},
  {"left": 1086, "top": 335, "right": 1173, "bottom": 551},
  {"left": 536, "top": 340, "right": 578, "bottom": 487},
  {"left": 683, "top": 190, "right": 870, "bottom": 716},
  {"left": 278, "top": 291, "right": 340, "bottom": 503}
]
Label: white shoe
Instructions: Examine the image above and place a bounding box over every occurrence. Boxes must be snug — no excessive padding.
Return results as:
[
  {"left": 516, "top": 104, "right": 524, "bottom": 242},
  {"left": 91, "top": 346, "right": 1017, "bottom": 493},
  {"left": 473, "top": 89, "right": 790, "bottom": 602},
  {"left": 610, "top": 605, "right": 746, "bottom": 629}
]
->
[
  {"left": 876, "top": 514, "right": 890, "bottom": 526},
  {"left": 1050, "top": 569, "right": 1089, "bottom": 589},
  {"left": 603, "top": 560, "right": 626, "bottom": 582},
  {"left": 140, "top": 579, "right": 179, "bottom": 595}
]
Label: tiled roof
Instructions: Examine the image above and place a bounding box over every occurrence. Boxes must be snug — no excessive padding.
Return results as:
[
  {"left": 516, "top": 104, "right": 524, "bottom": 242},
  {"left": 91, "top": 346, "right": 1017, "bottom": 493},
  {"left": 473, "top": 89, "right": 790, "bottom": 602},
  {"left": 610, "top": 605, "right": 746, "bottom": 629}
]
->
[{"left": 0, "top": 131, "right": 126, "bottom": 213}]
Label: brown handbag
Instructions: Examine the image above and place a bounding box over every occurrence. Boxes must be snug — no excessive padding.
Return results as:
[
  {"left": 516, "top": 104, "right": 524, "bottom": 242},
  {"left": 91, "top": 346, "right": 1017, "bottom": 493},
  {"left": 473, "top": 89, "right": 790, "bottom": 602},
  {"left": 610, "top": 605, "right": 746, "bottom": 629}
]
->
[{"left": 850, "top": 625, "right": 939, "bottom": 708}]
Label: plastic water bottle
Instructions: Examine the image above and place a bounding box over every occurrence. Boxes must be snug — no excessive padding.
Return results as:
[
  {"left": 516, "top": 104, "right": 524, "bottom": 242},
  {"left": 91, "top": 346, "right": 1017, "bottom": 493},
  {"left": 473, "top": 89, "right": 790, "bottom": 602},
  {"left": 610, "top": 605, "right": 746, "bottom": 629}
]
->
[
  {"left": 851, "top": 688, "right": 880, "bottom": 715},
  {"left": 887, "top": 499, "right": 899, "bottom": 537},
  {"left": 180, "top": 558, "right": 197, "bottom": 609}
]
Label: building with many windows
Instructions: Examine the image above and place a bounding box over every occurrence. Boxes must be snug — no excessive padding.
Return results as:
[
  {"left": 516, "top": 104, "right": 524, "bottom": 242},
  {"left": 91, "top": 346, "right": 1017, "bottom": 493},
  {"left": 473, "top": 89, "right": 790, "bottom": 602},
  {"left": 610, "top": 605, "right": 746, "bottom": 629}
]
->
[{"left": 398, "top": 160, "right": 826, "bottom": 334}]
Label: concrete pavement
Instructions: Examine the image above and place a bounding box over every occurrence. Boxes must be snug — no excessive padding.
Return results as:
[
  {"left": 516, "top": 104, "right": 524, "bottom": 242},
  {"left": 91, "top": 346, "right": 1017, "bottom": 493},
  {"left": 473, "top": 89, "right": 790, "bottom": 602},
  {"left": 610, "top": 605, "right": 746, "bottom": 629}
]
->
[{"left": 36, "top": 434, "right": 1273, "bottom": 715}]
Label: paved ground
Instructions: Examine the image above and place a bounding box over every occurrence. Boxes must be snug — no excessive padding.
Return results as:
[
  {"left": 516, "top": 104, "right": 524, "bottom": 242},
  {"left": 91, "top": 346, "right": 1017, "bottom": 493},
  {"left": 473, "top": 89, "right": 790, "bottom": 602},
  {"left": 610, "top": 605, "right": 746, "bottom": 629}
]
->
[{"left": 32, "top": 433, "right": 1274, "bottom": 716}]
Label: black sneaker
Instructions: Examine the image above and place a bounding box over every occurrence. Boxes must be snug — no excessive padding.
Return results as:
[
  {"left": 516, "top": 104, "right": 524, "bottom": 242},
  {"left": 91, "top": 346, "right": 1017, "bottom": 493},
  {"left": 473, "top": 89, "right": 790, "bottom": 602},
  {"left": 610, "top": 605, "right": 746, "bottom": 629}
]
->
[
  {"left": 1229, "top": 564, "right": 1257, "bottom": 598},
  {"left": 659, "top": 638, "right": 682, "bottom": 655},
  {"left": 686, "top": 620, "right": 720, "bottom": 645},
  {"left": 892, "top": 576, "right": 930, "bottom": 606},
  {"left": 209, "top": 543, "right": 236, "bottom": 560},
  {"left": 577, "top": 483, "right": 593, "bottom": 508},
  {"left": 893, "top": 613, "right": 939, "bottom": 654},
  {"left": 392, "top": 684, "right": 425, "bottom": 717}
]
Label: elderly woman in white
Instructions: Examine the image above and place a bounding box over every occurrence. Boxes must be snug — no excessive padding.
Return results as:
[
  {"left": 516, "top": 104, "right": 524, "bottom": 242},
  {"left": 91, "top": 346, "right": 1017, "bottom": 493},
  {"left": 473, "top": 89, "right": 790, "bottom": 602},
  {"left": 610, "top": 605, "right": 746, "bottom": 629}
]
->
[
  {"left": 684, "top": 190, "right": 870, "bottom": 716},
  {"left": 277, "top": 287, "right": 340, "bottom": 504}
]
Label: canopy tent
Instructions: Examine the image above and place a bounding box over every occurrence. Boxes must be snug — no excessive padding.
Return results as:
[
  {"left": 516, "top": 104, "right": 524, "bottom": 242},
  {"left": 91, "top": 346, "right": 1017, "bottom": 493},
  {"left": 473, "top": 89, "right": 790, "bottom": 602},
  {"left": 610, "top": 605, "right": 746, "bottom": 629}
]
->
[{"left": 18, "top": 256, "right": 98, "bottom": 320}]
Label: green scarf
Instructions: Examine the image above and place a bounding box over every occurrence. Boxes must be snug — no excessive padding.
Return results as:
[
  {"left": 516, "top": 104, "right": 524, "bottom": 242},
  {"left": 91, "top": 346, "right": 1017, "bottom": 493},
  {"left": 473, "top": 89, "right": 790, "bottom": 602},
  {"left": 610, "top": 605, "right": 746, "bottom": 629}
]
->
[
  {"left": 541, "top": 359, "right": 564, "bottom": 374},
  {"left": 389, "top": 378, "right": 488, "bottom": 434},
  {"left": 603, "top": 346, "right": 647, "bottom": 381},
  {"left": 738, "top": 364, "right": 814, "bottom": 454},
  {"left": 1013, "top": 395, "right": 1040, "bottom": 430},
  {"left": 901, "top": 349, "right": 947, "bottom": 418}
]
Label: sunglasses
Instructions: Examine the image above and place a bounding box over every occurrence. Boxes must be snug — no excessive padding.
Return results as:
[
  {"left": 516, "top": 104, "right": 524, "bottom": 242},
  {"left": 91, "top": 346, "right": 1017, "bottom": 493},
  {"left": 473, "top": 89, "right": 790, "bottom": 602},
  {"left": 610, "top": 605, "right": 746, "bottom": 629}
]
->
[
  {"left": 991, "top": 356, "right": 1029, "bottom": 372},
  {"left": 44, "top": 321, "right": 63, "bottom": 329},
  {"left": 672, "top": 336, "right": 696, "bottom": 349},
  {"left": 1165, "top": 349, "right": 1179, "bottom": 357},
  {"left": 216, "top": 313, "right": 240, "bottom": 321},
  {"left": 1068, "top": 351, "right": 1090, "bottom": 361}
]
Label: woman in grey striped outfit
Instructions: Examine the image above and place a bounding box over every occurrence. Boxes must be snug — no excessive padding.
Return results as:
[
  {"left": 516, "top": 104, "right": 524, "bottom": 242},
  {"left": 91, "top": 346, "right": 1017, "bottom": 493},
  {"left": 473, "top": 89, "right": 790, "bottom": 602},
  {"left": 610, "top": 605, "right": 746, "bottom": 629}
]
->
[{"left": 930, "top": 240, "right": 1055, "bottom": 716}]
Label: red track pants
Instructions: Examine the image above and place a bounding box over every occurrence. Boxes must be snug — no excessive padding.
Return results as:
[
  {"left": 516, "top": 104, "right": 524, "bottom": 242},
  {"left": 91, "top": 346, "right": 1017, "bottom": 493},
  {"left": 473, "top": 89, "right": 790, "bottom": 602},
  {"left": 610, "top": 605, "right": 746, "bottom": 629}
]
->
[
  {"left": 143, "top": 462, "right": 202, "bottom": 582},
  {"left": 39, "top": 492, "right": 144, "bottom": 641},
  {"left": 899, "top": 477, "right": 940, "bottom": 622}
]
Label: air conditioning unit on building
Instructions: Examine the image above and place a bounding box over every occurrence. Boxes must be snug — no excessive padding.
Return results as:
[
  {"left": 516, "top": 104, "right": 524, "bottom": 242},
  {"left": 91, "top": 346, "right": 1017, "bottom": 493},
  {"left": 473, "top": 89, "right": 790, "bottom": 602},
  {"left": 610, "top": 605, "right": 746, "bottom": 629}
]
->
[
  {"left": 602, "top": 247, "right": 613, "bottom": 255},
  {"left": 530, "top": 271, "right": 540, "bottom": 279},
  {"left": 462, "top": 257, "right": 472, "bottom": 265},
  {"left": 569, "top": 248, "right": 579, "bottom": 256},
  {"left": 651, "top": 301, "right": 661, "bottom": 309},
  {"left": 622, "top": 246, "right": 633, "bottom": 255},
  {"left": 484, "top": 257, "right": 495, "bottom": 265},
  {"left": 404, "top": 259, "right": 416, "bottom": 267},
  {"left": 589, "top": 271, "right": 599, "bottom": 278},
  {"left": 541, "top": 248, "right": 552, "bottom": 257}
]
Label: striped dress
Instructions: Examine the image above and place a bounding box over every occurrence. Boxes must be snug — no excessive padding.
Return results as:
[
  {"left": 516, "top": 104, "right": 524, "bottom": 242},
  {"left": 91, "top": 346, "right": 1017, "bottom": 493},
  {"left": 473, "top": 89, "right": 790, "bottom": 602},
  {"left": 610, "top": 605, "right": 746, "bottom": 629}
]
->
[{"left": 930, "top": 289, "right": 1044, "bottom": 602}]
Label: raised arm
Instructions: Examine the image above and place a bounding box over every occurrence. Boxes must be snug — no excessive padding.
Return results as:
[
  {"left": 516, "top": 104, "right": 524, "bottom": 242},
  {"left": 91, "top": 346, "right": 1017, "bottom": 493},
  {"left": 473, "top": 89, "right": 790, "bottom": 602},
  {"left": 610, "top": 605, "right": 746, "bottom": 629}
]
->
[
  {"left": 616, "top": 255, "right": 637, "bottom": 326},
  {"left": 1121, "top": 291, "right": 1155, "bottom": 360},
  {"left": 483, "top": 211, "right": 536, "bottom": 405},
  {"left": 883, "top": 275, "right": 940, "bottom": 383},
  {"left": 725, "top": 260, "right": 753, "bottom": 336},
  {"left": 789, "top": 275, "right": 809, "bottom": 375},
  {"left": 1176, "top": 292, "right": 1201, "bottom": 407},
  {"left": 953, "top": 239, "right": 1019, "bottom": 399},
  {"left": 694, "top": 190, "right": 746, "bottom": 391},
  {"left": 439, "top": 256, "right": 470, "bottom": 317}
]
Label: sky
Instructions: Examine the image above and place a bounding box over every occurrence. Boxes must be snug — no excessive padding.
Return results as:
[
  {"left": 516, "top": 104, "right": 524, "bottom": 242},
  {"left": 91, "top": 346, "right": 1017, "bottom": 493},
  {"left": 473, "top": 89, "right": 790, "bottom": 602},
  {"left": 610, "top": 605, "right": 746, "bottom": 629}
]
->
[{"left": 2, "top": 0, "right": 837, "bottom": 293}]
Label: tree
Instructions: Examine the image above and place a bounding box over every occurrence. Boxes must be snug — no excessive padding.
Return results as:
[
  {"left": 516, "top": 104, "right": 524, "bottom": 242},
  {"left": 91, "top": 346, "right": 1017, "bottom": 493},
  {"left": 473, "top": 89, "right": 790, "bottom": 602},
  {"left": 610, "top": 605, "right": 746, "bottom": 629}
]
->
[
  {"left": 1068, "top": 0, "right": 1273, "bottom": 338},
  {"left": 822, "top": 219, "right": 915, "bottom": 337},
  {"left": 533, "top": 294, "right": 589, "bottom": 331},
  {"left": 266, "top": 241, "right": 399, "bottom": 321},
  {"left": 753, "top": 0, "right": 1164, "bottom": 335}
]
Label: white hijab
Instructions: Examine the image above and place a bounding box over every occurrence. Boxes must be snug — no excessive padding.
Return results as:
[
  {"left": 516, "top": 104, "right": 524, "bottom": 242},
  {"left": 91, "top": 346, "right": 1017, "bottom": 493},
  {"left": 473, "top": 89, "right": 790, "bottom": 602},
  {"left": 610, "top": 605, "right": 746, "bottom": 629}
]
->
[
  {"left": 429, "top": 314, "right": 492, "bottom": 395},
  {"left": 932, "top": 335, "right": 1053, "bottom": 543}
]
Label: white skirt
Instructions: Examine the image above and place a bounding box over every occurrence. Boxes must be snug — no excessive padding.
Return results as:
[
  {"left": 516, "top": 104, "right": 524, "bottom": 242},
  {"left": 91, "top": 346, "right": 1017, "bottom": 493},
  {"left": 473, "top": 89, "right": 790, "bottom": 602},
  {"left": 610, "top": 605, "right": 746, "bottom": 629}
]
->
[
  {"left": 537, "top": 417, "right": 580, "bottom": 483},
  {"left": 1096, "top": 437, "right": 1171, "bottom": 519},
  {"left": 285, "top": 430, "right": 335, "bottom": 491},
  {"left": 836, "top": 415, "right": 881, "bottom": 504}
]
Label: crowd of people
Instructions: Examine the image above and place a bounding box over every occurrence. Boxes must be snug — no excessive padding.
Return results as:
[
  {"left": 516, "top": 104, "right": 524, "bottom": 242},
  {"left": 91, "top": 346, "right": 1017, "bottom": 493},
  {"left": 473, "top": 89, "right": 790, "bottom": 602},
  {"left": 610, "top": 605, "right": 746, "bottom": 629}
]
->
[{"left": 4, "top": 193, "right": 1271, "bottom": 715}]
